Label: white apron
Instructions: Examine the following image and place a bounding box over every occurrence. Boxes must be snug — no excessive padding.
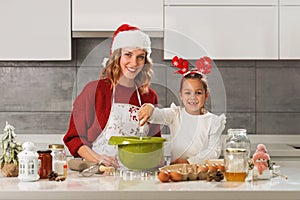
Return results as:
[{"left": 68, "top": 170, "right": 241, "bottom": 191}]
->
[{"left": 92, "top": 85, "right": 148, "bottom": 169}]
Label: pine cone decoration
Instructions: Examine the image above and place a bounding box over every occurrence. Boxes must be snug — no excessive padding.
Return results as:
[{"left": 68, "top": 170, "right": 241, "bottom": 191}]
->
[
  {"left": 206, "top": 170, "right": 224, "bottom": 182},
  {"left": 48, "top": 171, "right": 66, "bottom": 182},
  {"left": 48, "top": 171, "right": 58, "bottom": 181}
]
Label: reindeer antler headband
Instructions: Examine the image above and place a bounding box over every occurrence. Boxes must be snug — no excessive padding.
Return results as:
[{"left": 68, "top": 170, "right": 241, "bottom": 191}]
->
[{"left": 172, "top": 56, "right": 212, "bottom": 76}]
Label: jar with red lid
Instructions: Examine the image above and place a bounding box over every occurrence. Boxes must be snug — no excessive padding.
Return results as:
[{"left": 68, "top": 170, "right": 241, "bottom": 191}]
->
[{"left": 37, "top": 150, "right": 52, "bottom": 179}]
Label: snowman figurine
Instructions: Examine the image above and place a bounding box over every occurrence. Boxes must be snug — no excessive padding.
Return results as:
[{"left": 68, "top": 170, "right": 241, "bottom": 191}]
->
[{"left": 252, "top": 144, "right": 272, "bottom": 180}]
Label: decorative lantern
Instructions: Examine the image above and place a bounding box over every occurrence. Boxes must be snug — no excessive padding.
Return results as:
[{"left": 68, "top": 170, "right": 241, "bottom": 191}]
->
[{"left": 17, "top": 142, "right": 39, "bottom": 181}]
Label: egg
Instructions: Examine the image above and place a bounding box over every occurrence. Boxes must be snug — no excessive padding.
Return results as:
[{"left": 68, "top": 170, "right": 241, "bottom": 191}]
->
[
  {"left": 197, "top": 164, "right": 208, "bottom": 173},
  {"left": 217, "top": 163, "right": 225, "bottom": 172},
  {"left": 207, "top": 163, "right": 218, "bottom": 172},
  {"left": 158, "top": 170, "right": 170, "bottom": 182},
  {"left": 204, "top": 163, "right": 210, "bottom": 169},
  {"left": 169, "top": 171, "right": 182, "bottom": 182}
]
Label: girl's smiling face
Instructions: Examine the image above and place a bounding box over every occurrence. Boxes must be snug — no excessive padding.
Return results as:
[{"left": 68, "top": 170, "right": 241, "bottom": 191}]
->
[
  {"left": 120, "top": 48, "right": 146, "bottom": 81},
  {"left": 180, "top": 78, "right": 208, "bottom": 115}
]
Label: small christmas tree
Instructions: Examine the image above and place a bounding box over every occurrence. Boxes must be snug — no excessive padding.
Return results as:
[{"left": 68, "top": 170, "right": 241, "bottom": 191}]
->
[{"left": 0, "top": 121, "right": 22, "bottom": 177}]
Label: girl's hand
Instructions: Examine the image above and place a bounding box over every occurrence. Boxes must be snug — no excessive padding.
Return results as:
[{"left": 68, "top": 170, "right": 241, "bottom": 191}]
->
[{"left": 138, "top": 103, "right": 154, "bottom": 126}]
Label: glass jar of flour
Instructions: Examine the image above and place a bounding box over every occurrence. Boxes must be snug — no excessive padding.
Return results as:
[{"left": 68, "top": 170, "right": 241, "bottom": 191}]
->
[{"left": 48, "top": 144, "right": 67, "bottom": 176}]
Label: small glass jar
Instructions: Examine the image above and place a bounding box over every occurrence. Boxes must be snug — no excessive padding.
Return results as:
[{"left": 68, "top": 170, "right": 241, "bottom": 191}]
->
[
  {"left": 224, "top": 129, "right": 251, "bottom": 182},
  {"left": 49, "top": 144, "right": 67, "bottom": 176},
  {"left": 37, "top": 150, "right": 52, "bottom": 179}
]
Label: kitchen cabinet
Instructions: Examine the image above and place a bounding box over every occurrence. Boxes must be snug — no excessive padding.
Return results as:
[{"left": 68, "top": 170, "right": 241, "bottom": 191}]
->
[
  {"left": 0, "top": 0, "right": 71, "bottom": 60},
  {"left": 279, "top": 0, "right": 300, "bottom": 59},
  {"left": 164, "top": 0, "right": 278, "bottom": 60},
  {"left": 72, "top": 0, "right": 163, "bottom": 37}
]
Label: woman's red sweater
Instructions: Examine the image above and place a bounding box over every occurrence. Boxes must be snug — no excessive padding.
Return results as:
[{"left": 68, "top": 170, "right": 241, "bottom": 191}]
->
[{"left": 63, "top": 79, "right": 161, "bottom": 156}]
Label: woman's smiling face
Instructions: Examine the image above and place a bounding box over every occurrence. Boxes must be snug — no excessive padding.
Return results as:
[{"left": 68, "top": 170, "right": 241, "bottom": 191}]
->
[
  {"left": 180, "top": 78, "right": 208, "bottom": 115},
  {"left": 120, "top": 48, "right": 146, "bottom": 81}
]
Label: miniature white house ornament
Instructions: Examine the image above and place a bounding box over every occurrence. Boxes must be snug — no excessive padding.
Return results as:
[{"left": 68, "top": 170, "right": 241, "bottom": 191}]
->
[{"left": 18, "top": 142, "right": 40, "bottom": 181}]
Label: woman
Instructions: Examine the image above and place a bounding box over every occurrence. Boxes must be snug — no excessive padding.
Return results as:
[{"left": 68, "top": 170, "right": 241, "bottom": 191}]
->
[{"left": 63, "top": 24, "right": 161, "bottom": 169}]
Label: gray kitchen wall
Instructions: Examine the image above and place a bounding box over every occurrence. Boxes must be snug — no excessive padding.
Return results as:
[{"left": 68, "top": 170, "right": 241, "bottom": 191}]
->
[{"left": 0, "top": 38, "right": 300, "bottom": 137}]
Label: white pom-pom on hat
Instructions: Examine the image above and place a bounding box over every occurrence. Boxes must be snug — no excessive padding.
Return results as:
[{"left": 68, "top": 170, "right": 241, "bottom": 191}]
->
[
  {"left": 110, "top": 24, "right": 151, "bottom": 57},
  {"left": 102, "top": 57, "right": 109, "bottom": 68}
]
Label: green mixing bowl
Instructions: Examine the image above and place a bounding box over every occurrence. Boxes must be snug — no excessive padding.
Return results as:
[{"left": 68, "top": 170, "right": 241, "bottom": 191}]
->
[{"left": 108, "top": 136, "right": 166, "bottom": 170}]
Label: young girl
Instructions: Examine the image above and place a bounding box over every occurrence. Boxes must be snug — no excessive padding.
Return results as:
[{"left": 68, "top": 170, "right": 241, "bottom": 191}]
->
[
  {"left": 63, "top": 24, "right": 161, "bottom": 169},
  {"left": 139, "top": 56, "right": 226, "bottom": 164}
]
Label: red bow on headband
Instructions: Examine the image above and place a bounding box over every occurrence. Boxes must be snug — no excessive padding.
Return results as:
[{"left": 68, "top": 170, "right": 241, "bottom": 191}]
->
[
  {"left": 196, "top": 56, "right": 212, "bottom": 74},
  {"left": 172, "top": 56, "right": 189, "bottom": 74},
  {"left": 172, "top": 56, "right": 212, "bottom": 75}
]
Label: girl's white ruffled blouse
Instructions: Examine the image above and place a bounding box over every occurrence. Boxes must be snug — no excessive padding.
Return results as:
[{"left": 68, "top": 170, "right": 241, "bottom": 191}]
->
[{"left": 149, "top": 103, "right": 226, "bottom": 164}]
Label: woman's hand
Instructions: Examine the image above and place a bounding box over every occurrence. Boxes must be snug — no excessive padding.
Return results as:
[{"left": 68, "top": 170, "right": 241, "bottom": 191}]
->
[
  {"left": 78, "top": 145, "right": 119, "bottom": 168},
  {"left": 96, "top": 155, "right": 119, "bottom": 169},
  {"left": 138, "top": 103, "right": 154, "bottom": 126}
]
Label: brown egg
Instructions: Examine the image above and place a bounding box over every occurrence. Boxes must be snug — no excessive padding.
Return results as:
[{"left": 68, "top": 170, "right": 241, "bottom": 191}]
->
[
  {"left": 204, "top": 163, "right": 209, "bottom": 169},
  {"left": 169, "top": 171, "right": 182, "bottom": 182},
  {"left": 217, "top": 163, "right": 225, "bottom": 172},
  {"left": 207, "top": 163, "right": 218, "bottom": 172},
  {"left": 197, "top": 164, "right": 208, "bottom": 173},
  {"left": 158, "top": 170, "right": 170, "bottom": 182}
]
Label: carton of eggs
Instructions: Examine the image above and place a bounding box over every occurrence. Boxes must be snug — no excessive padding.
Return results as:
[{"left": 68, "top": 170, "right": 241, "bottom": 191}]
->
[{"left": 158, "top": 160, "right": 225, "bottom": 183}]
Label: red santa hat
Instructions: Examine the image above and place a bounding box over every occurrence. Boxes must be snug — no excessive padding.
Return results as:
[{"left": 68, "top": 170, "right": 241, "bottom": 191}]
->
[{"left": 110, "top": 24, "right": 151, "bottom": 57}]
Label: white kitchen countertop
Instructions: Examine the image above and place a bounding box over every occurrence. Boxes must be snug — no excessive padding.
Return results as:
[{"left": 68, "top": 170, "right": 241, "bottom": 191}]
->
[{"left": 0, "top": 160, "right": 299, "bottom": 200}]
